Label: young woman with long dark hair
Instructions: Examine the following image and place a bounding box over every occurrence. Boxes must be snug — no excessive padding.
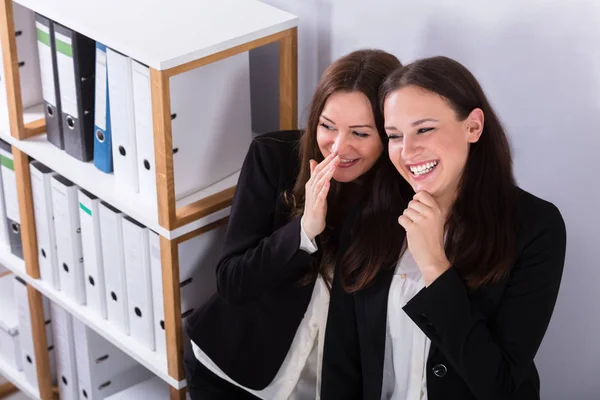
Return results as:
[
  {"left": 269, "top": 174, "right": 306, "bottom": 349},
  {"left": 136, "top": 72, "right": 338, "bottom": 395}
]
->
[{"left": 322, "top": 56, "right": 567, "bottom": 400}]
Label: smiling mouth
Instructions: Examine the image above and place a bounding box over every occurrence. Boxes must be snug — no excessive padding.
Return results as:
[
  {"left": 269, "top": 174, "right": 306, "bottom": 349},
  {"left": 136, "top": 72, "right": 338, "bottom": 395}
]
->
[{"left": 408, "top": 161, "right": 438, "bottom": 176}]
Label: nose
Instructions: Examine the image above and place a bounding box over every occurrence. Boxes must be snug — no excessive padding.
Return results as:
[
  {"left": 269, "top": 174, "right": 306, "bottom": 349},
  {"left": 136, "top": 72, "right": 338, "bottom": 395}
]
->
[
  {"left": 333, "top": 132, "right": 350, "bottom": 154},
  {"left": 401, "top": 135, "right": 421, "bottom": 161}
]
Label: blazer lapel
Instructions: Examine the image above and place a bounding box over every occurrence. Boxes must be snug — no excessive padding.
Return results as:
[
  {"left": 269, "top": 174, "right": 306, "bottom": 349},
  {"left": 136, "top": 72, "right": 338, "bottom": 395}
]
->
[{"left": 355, "top": 265, "right": 395, "bottom": 399}]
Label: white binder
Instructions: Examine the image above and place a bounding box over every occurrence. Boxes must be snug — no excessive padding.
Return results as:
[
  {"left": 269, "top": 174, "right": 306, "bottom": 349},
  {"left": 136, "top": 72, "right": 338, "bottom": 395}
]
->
[
  {"left": 122, "top": 216, "right": 154, "bottom": 350},
  {"left": 0, "top": 146, "right": 9, "bottom": 251},
  {"left": 104, "top": 376, "right": 168, "bottom": 400},
  {"left": 0, "top": 274, "right": 22, "bottom": 371},
  {"left": 30, "top": 161, "right": 60, "bottom": 289},
  {"left": 0, "top": 42, "right": 9, "bottom": 134},
  {"left": 13, "top": 276, "right": 56, "bottom": 388},
  {"left": 12, "top": 2, "right": 43, "bottom": 109},
  {"left": 107, "top": 48, "right": 138, "bottom": 193},
  {"left": 99, "top": 202, "right": 129, "bottom": 334},
  {"left": 131, "top": 52, "right": 252, "bottom": 211},
  {"left": 150, "top": 224, "right": 226, "bottom": 357},
  {"left": 51, "top": 175, "right": 86, "bottom": 304},
  {"left": 51, "top": 302, "right": 79, "bottom": 400},
  {"left": 73, "top": 317, "right": 146, "bottom": 400},
  {"left": 0, "top": 140, "right": 23, "bottom": 260},
  {"left": 78, "top": 189, "right": 107, "bottom": 319}
]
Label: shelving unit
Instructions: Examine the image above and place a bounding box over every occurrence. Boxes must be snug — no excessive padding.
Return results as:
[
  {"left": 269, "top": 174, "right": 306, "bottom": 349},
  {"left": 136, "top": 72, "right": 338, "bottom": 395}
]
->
[{"left": 0, "top": 0, "right": 298, "bottom": 399}]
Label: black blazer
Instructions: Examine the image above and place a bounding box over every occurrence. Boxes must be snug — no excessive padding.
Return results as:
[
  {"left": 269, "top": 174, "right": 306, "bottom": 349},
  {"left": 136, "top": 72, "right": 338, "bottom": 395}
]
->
[
  {"left": 321, "top": 188, "right": 567, "bottom": 400},
  {"left": 186, "top": 130, "right": 318, "bottom": 390}
]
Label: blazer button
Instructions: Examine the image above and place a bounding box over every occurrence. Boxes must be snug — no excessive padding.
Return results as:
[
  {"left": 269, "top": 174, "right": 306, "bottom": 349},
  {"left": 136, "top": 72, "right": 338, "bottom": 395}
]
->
[{"left": 433, "top": 364, "right": 447, "bottom": 378}]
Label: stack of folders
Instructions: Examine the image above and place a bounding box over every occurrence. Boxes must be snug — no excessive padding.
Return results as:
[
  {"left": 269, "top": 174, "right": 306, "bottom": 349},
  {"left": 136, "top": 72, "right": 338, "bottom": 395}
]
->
[
  {"left": 30, "top": 159, "right": 227, "bottom": 355},
  {"left": 51, "top": 303, "right": 154, "bottom": 400},
  {"left": 13, "top": 276, "right": 57, "bottom": 389},
  {"left": 35, "top": 12, "right": 253, "bottom": 206},
  {"left": 105, "top": 376, "right": 169, "bottom": 400},
  {"left": 0, "top": 140, "right": 23, "bottom": 261}
]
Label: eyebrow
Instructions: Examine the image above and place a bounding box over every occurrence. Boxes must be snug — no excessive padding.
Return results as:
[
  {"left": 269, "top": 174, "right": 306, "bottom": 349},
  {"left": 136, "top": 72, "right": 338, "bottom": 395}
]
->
[
  {"left": 385, "top": 118, "right": 439, "bottom": 131},
  {"left": 320, "top": 114, "right": 374, "bottom": 129}
]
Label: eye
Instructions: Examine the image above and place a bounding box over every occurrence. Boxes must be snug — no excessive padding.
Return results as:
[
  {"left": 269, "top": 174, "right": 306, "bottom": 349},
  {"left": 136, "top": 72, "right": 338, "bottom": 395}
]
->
[
  {"left": 353, "top": 131, "right": 369, "bottom": 138},
  {"left": 387, "top": 133, "right": 403, "bottom": 140},
  {"left": 417, "top": 127, "right": 434, "bottom": 134},
  {"left": 319, "top": 122, "right": 335, "bottom": 131}
]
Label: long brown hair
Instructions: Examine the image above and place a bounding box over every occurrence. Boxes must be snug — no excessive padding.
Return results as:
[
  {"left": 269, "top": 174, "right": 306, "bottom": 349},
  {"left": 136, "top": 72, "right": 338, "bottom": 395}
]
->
[
  {"left": 378, "top": 56, "right": 518, "bottom": 290},
  {"left": 286, "top": 49, "right": 412, "bottom": 286}
]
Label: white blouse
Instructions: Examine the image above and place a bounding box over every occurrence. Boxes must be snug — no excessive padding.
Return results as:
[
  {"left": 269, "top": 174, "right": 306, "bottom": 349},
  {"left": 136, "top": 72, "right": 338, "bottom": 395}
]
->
[
  {"left": 192, "top": 220, "right": 328, "bottom": 400},
  {"left": 380, "top": 249, "right": 431, "bottom": 400}
]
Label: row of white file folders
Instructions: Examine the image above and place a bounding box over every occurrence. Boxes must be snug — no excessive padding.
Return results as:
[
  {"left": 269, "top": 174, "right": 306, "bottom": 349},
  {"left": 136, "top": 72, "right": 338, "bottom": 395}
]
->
[
  {"left": 13, "top": 6, "right": 253, "bottom": 202},
  {"left": 0, "top": 139, "right": 226, "bottom": 358},
  {"left": 0, "top": 274, "right": 171, "bottom": 400}
]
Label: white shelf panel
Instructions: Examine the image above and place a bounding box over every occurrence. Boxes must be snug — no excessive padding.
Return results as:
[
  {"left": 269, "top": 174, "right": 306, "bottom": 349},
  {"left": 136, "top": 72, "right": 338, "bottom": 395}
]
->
[
  {"left": 0, "top": 357, "right": 40, "bottom": 400},
  {"left": 0, "top": 105, "right": 236, "bottom": 239},
  {"left": 13, "top": 0, "right": 298, "bottom": 70},
  {"left": 22, "top": 103, "right": 44, "bottom": 125},
  {"left": 0, "top": 252, "right": 185, "bottom": 390}
]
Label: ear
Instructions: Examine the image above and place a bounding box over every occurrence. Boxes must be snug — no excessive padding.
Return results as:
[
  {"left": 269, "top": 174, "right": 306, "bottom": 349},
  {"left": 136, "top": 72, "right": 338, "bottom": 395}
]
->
[{"left": 465, "top": 108, "right": 484, "bottom": 143}]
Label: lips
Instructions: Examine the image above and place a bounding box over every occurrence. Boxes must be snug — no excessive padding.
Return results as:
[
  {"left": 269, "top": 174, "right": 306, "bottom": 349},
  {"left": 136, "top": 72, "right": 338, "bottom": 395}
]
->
[{"left": 338, "top": 158, "right": 359, "bottom": 168}]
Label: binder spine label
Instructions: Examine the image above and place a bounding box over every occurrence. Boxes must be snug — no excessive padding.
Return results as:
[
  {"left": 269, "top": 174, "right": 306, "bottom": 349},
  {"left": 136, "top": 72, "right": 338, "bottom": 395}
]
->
[
  {"left": 55, "top": 32, "right": 78, "bottom": 118},
  {"left": 36, "top": 22, "right": 57, "bottom": 106}
]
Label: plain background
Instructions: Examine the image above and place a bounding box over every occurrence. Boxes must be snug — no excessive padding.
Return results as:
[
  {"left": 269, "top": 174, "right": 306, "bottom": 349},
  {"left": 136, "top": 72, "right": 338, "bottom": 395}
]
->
[{"left": 249, "top": 1, "right": 599, "bottom": 398}]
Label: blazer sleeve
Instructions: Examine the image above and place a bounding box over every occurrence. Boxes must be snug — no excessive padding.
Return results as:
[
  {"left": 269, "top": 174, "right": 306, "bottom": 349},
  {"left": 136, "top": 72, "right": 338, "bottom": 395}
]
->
[
  {"left": 321, "top": 263, "right": 363, "bottom": 399},
  {"left": 216, "top": 137, "right": 317, "bottom": 305},
  {"left": 403, "top": 202, "right": 567, "bottom": 400}
]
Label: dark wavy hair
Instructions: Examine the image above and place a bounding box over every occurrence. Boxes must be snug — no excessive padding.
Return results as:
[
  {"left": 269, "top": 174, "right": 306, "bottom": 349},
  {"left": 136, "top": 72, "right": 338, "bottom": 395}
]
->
[
  {"left": 285, "top": 49, "right": 412, "bottom": 287},
  {"left": 375, "top": 56, "right": 518, "bottom": 290}
]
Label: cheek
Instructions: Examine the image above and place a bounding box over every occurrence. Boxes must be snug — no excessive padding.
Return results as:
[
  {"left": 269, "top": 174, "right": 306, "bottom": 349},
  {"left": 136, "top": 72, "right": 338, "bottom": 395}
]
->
[
  {"left": 316, "top": 129, "right": 333, "bottom": 153},
  {"left": 363, "top": 140, "right": 383, "bottom": 161}
]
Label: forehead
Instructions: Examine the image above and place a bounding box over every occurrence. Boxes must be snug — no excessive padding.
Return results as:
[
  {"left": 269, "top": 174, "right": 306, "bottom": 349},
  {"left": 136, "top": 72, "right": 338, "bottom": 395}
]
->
[
  {"left": 384, "top": 86, "right": 454, "bottom": 122},
  {"left": 322, "top": 91, "right": 375, "bottom": 124}
]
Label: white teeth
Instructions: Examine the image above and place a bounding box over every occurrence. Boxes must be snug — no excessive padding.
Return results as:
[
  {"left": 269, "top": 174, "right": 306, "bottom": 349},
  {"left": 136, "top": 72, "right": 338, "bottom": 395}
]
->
[
  {"left": 409, "top": 161, "right": 438, "bottom": 176},
  {"left": 341, "top": 158, "right": 356, "bottom": 163}
]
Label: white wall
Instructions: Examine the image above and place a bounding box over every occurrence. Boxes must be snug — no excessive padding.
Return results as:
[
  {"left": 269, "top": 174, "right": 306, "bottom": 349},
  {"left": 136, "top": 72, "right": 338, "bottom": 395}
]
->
[{"left": 256, "top": 0, "right": 600, "bottom": 398}]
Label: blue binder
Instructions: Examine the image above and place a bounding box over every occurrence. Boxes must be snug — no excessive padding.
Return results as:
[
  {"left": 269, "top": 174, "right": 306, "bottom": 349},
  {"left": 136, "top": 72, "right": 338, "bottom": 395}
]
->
[{"left": 93, "top": 42, "right": 112, "bottom": 173}]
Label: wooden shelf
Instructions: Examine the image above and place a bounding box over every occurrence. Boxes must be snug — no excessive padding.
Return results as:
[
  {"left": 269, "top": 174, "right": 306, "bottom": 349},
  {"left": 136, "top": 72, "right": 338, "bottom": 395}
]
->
[
  {"left": 0, "top": 251, "right": 185, "bottom": 391},
  {"left": 13, "top": 0, "right": 297, "bottom": 70}
]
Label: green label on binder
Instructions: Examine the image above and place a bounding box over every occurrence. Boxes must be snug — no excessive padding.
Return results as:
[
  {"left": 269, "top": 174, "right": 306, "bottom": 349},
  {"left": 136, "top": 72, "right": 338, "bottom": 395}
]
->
[
  {"left": 79, "top": 203, "right": 92, "bottom": 216},
  {"left": 55, "top": 39, "right": 72, "bottom": 58},
  {"left": 36, "top": 28, "right": 50, "bottom": 46},
  {"left": 0, "top": 155, "right": 13, "bottom": 171}
]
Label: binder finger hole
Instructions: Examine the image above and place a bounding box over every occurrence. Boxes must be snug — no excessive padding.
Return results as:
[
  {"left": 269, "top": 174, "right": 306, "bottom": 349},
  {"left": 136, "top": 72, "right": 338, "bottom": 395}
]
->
[
  {"left": 66, "top": 116, "right": 75, "bottom": 129},
  {"left": 99, "top": 381, "right": 111, "bottom": 390},
  {"left": 41, "top": 248, "right": 46, "bottom": 258},
  {"left": 46, "top": 105, "right": 54, "bottom": 117},
  {"left": 83, "top": 390, "right": 88, "bottom": 398},
  {"left": 63, "top": 263, "right": 69, "bottom": 272},
  {"left": 111, "top": 291, "right": 117, "bottom": 301},
  {"left": 118, "top": 146, "right": 126, "bottom": 156},
  {"left": 135, "top": 307, "right": 142, "bottom": 317},
  {"left": 11, "top": 223, "right": 19, "bottom": 234},
  {"left": 160, "top": 320, "right": 165, "bottom": 330},
  {"left": 26, "top": 355, "right": 32, "bottom": 364},
  {"left": 62, "top": 376, "right": 68, "bottom": 386},
  {"left": 143, "top": 159, "right": 150, "bottom": 170},
  {"left": 96, "top": 355, "right": 109, "bottom": 363},
  {"left": 88, "top": 276, "right": 95, "bottom": 286},
  {"left": 96, "top": 129, "right": 105, "bottom": 143}
]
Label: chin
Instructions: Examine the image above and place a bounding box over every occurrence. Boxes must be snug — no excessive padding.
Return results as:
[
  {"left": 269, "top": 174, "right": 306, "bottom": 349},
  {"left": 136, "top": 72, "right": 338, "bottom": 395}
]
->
[{"left": 332, "top": 172, "right": 359, "bottom": 183}]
